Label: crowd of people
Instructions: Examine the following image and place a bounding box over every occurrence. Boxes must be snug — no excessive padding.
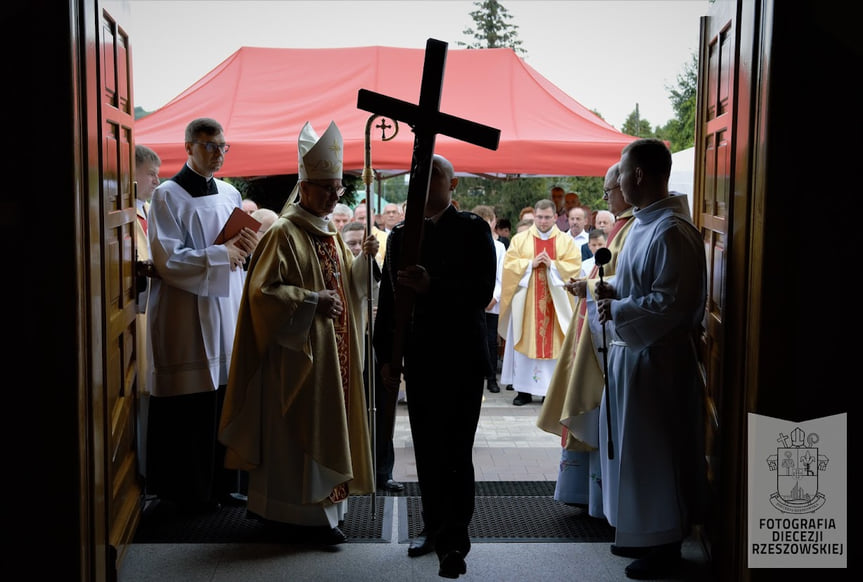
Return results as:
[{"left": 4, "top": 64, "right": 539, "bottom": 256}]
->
[{"left": 135, "top": 118, "right": 704, "bottom": 580}]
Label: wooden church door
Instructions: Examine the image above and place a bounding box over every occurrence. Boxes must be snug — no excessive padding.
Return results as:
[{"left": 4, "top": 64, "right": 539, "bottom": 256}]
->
[
  {"left": 92, "top": 4, "right": 144, "bottom": 573},
  {"left": 695, "top": 0, "right": 759, "bottom": 578}
]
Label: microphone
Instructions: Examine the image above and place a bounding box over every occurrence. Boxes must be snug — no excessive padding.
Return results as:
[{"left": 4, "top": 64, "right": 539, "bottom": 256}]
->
[
  {"left": 594, "top": 247, "right": 612, "bottom": 267},
  {"left": 593, "top": 245, "right": 614, "bottom": 460},
  {"left": 595, "top": 247, "right": 612, "bottom": 280}
]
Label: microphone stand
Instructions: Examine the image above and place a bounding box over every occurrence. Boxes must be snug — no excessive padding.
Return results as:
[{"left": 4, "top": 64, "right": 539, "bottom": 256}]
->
[{"left": 596, "top": 250, "right": 614, "bottom": 460}]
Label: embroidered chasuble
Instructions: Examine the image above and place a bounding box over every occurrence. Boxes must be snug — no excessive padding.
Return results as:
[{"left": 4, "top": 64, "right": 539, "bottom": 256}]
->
[
  {"left": 498, "top": 225, "right": 581, "bottom": 362},
  {"left": 536, "top": 208, "right": 635, "bottom": 450},
  {"left": 532, "top": 236, "right": 557, "bottom": 359},
  {"left": 312, "top": 234, "right": 351, "bottom": 504},
  {"left": 219, "top": 202, "right": 375, "bottom": 525}
]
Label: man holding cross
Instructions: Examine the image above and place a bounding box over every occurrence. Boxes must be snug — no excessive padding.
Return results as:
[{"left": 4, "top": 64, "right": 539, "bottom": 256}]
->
[
  {"left": 359, "top": 38, "right": 500, "bottom": 578},
  {"left": 374, "top": 154, "right": 496, "bottom": 579}
]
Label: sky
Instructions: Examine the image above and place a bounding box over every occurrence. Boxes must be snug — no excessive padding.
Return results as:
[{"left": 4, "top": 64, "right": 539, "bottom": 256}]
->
[{"left": 119, "top": 0, "right": 706, "bottom": 131}]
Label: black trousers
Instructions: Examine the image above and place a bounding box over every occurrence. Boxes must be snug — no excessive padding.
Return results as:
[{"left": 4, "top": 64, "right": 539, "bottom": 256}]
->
[
  {"left": 146, "top": 388, "right": 243, "bottom": 505},
  {"left": 484, "top": 312, "right": 499, "bottom": 381},
  {"left": 406, "top": 368, "right": 484, "bottom": 559}
]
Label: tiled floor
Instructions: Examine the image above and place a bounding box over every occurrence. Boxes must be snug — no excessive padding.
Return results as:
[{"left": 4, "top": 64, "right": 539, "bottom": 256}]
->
[{"left": 119, "top": 378, "right": 712, "bottom": 581}]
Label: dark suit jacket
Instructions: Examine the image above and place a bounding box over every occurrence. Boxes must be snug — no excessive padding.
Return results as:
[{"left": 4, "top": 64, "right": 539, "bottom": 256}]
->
[{"left": 374, "top": 205, "right": 496, "bottom": 380}]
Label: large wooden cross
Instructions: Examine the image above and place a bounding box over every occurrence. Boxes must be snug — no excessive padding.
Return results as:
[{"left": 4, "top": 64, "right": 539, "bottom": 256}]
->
[{"left": 356, "top": 37, "right": 500, "bottom": 374}]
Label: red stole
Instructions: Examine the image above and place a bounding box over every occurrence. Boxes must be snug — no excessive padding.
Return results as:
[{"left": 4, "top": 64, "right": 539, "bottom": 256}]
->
[
  {"left": 605, "top": 216, "right": 629, "bottom": 245},
  {"left": 533, "top": 236, "right": 556, "bottom": 359},
  {"left": 313, "top": 235, "right": 351, "bottom": 502}
]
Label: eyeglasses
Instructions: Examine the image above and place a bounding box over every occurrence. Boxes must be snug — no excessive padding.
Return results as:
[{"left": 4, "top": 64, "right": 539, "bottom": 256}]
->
[
  {"left": 306, "top": 181, "right": 346, "bottom": 197},
  {"left": 193, "top": 141, "right": 230, "bottom": 154},
  {"left": 603, "top": 184, "right": 621, "bottom": 196}
]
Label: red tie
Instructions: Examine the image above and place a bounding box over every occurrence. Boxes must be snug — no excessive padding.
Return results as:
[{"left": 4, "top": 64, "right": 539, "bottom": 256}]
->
[{"left": 138, "top": 215, "right": 148, "bottom": 235}]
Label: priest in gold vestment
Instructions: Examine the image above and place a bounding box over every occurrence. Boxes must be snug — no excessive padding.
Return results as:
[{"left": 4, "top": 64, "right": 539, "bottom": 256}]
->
[
  {"left": 537, "top": 162, "right": 634, "bottom": 517},
  {"left": 219, "top": 122, "right": 376, "bottom": 544},
  {"left": 498, "top": 199, "right": 581, "bottom": 406}
]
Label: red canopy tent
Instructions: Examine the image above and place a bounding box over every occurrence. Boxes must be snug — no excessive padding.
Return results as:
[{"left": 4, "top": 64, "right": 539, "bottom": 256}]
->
[{"left": 135, "top": 45, "right": 638, "bottom": 178}]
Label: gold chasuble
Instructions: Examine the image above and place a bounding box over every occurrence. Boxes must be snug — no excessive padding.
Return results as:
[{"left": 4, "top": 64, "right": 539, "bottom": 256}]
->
[
  {"left": 498, "top": 225, "right": 581, "bottom": 361},
  {"left": 537, "top": 208, "right": 635, "bottom": 451},
  {"left": 219, "top": 203, "right": 374, "bottom": 509}
]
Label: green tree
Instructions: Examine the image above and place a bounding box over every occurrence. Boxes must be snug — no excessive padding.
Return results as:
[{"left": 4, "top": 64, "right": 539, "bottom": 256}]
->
[
  {"left": 618, "top": 53, "right": 697, "bottom": 152},
  {"left": 621, "top": 104, "right": 656, "bottom": 138},
  {"left": 455, "top": 175, "right": 608, "bottom": 226},
  {"left": 458, "top": 0, "right": 526, "bottom": 55},
  {"left": 655, "top": 52, "right": 697, "bottom": 152},
  {"left": 455, "top": 175, "right": 543, "bottom": 223}
]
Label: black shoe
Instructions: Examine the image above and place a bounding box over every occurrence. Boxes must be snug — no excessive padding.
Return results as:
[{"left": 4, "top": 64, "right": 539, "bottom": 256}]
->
[
  {"left": 381, "top": 479, "right": 405, "bottom": 492},
  {"left": 316, "top": 526, "right": 348, "bottom": 545},
  {"left": 505, "top": 384, "right": 514, "bottom": 391},
  {"left": 265, "top": 522, "right": 347, "bottom": 545},
  {"left": 438, "top": 550, "right": 467, "bottom": 579},
  {"left": 487, "top": 379, "right": 500, "bottom": 393},
  {"left": 623, "top": 542, "right": 682, "bottom": 579},
  {"left": 611, "top": 544, "right": 651, "bottom": 558},
  {"left": 408, "top": 531, "right": 436, "bottom": 557},
  {"left": 512, "top": 392, "right": 532, "bottom": 406},
  {"left": 303, "top": 525, "right": 347, "bottom": 545}
]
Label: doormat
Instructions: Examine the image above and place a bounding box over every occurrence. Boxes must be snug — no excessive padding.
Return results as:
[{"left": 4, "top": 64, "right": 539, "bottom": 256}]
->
[
  {"left": 133, "top": 495, "right": 392, "bottom": 544},
  {"left": 398, "top": 482, "right": 614, "bottom": 543},
  {"left": 133, "top": 482, "right": 613, "bottom": 544},
  {"left": 385, "top": 480, "right": 556, "bottom": 498}
]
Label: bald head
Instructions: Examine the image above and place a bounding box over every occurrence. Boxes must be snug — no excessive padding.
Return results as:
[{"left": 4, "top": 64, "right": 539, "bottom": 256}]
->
[
  {"left": 426, "top": 154, "right": 457, "bottom": 216},
  {"left": 603, "top": 162, "right": 631, "bottom": 217},
  {"left": 619, "top": 138, "right": 672, "bottom": 208}
]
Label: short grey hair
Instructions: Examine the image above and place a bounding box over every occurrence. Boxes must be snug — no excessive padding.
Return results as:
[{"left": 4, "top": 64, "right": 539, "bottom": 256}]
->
[{"left": 332, "top": 203, "right": 353, "bottom": 218}]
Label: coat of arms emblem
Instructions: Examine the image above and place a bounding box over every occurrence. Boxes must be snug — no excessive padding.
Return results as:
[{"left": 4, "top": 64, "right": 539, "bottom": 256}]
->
[{"left": 765, "top": 426, "right": 828, "bottom": 513}]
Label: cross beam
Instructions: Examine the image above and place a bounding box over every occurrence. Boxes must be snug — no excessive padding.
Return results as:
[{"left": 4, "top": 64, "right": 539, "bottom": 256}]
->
[{"left": 356, "top": 37, "right": 500, "bottom": 374}]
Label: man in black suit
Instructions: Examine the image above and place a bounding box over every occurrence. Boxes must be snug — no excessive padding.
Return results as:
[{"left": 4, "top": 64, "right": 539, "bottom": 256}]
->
[{"left": 374, "top": 154, "right": 496, "bottom": 579}]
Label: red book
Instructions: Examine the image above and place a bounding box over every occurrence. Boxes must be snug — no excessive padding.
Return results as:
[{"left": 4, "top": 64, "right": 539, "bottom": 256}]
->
[{"left": 214, "top": 207, "right": 261, "bottom": 244}]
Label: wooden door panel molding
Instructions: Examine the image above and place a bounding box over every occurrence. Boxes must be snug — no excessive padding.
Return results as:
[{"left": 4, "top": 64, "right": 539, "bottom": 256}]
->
[
  {"left": 695, "top": 1, "right": 746, "bottom": 577},
  {"left": 96, "top": 6, "right": 142, "bottom": 577}
]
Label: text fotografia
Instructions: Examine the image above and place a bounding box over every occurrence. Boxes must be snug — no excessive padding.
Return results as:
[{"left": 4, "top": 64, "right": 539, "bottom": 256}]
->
[{"left": 752, "top": 518, "right": 843, "bottom": 555}]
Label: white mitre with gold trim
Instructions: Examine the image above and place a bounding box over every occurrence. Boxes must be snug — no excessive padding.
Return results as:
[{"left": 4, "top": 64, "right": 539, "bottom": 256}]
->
[
  {"left": 282, "top": 120, "right": 344, "bottom": 212},
  {"left": 298, "top": 121, "right": 343, "bottom": 180}
]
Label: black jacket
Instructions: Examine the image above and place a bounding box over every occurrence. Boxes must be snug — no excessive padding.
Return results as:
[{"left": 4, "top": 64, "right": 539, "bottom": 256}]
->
[{"left": 374, "top": 205, "right": 496, "bottom": 379}]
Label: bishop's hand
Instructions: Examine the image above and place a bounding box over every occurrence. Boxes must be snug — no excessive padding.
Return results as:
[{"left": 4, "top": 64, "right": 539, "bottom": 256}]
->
[{"left": 317, "top": 289, "right": 343, "bottom": 319}]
